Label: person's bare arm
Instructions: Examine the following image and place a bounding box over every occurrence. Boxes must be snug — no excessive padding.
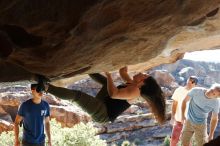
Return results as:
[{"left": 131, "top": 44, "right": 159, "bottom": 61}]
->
[
  {"left": 105, "top": 72, "right": 118, "bottom": 97},
  {"left": 181, "top": 95, "right": 190, "bottom": 123},
  {"left": 171, "top": 100, "right": 178, "bottom": 124},
  {"left": 105, "top": 72, "right": 139, "bottom": 100},
  {"left": 208, "top": 112, "right": 218, "bottom": 141},
  {"left": 119, "top": 66, "right": 133, "bottom": 83},
  {"left": 45, "top": 116, "right": 52, "bottom": 146},
  {"left": 14, "top": 115, "right": 23, "bottom": 146}
]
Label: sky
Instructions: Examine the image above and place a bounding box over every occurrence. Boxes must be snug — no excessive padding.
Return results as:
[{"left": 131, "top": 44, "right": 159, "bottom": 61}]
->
[{"left": 183, "top": 49, "right": 220, "bottom": 63}]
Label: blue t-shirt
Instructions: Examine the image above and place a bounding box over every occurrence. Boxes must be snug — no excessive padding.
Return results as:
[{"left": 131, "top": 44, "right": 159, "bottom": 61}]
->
[
  {"left": 18, "top": 99, "right": 50, "bottom": 144},
  {"left": 187, "top": 87, "right": 220, "bottom": 124}
]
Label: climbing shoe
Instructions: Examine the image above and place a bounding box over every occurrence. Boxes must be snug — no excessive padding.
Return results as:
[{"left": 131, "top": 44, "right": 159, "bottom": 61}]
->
[{"left": 36, "top": 74, "right": 50, "bottom": 93}]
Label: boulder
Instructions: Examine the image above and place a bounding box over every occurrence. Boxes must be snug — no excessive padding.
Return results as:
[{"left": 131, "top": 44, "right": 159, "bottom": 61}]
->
[
  {"left": 0, "top": 120, "right": 14, "bottom": 134},
  {"left": 151, "top": 70, "right": 178, "bottom": 89},
  {"left": 50, "top": 105, "right": 91, "bottom": 127},
  {"left": 0, "top": 0, "right": 220, "bottom": 84}
]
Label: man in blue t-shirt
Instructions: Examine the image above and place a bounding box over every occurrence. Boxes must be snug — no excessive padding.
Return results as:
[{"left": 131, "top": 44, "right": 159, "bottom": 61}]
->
[
  {"left": 181, "top": 84, "right": 220, "bottom": 146},
  {"left": 14, "top": 84, "right": 51, "bottom": 146}
]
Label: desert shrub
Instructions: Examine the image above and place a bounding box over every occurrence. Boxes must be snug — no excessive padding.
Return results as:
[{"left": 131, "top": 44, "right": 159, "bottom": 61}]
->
[
  {"left": 120, "top": 139, "right": 140, "bottom": 146},
  {"left": 163, "top": 135, "right": 170, "bottom": 146},
  {"left": 121, "top": 140, "right": 131, "bottom": 146},
  {"left": 133, "top": 138, "right": 142, "bottom": 145},
  {"left": 0, "top": 130, "right": 22, "bottom": 146},
  {"left": 0, "top": 119, "right": 106, "bottom": 146}
]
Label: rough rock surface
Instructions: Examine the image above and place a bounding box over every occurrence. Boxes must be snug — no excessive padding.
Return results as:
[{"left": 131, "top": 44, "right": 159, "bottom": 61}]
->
[
  {"left": 50, "top": 105, "right": 91, "bottom": 128},
  {"left": 154, "top": 59, "right": 220, "bottom": 87},
  {"left": 2, "top": 60, "right": 220, "bottom": 144},
  {"left": 0, "top": 0, "right": 220, "bottom": 84},
  {"left": 0, "top": 120, "right": 14, "bottom": 133},
  {"left": 95, "top": 103, "right": 172, "bottom": 146},
  {"left": 0, "top": 86, "right": 91, "bottom": 133}
]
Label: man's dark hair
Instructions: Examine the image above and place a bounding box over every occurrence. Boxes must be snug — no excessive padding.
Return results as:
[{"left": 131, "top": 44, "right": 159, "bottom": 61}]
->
[
  {"left": 189, "top": 76, "right": 198, "bottom": 85},
  {"left": 140, "top": 76, "right": 166, "bottom": 124}
]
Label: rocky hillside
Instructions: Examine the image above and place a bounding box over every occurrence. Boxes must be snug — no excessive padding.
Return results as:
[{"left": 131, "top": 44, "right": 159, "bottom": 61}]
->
[
  {"left": 152, "top": 59, "right": 220, "bottom": 87},
  {"left": 0, "top": 85, "right": 91, "bottom": 133},
  {"left": 1, "top": 59, "right": 220, "bottom": 145},
  {"left": 0, "top": 85, "right": 172, "bottom": 146}
]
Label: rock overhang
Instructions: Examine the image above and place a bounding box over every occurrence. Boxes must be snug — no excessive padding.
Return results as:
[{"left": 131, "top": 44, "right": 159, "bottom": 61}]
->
[{"left": 0, "top": 0, "right": 220, "bottom": 85}]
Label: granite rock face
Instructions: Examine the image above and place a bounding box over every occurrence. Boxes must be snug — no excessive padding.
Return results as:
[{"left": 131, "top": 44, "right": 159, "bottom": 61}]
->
[
  {"left": 0, "top": 86, "right": 91, "bottom": 133},
  {"left": 0, "top": 0, "right": 220, "bottom": 84},
  {"left": 2, "top": 59, "right": 220, "bottom": 145}
]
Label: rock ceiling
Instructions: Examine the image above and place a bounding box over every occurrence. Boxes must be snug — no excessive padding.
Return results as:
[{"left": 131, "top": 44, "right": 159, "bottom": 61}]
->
[{"left": 0, "top": 0, "right": 220, "bottom": 85}]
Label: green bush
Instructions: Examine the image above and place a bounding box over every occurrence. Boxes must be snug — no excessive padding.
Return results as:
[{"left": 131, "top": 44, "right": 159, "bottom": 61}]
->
[
  {"left": 0, "top": 119, "right": 106, "bottom": 146},
  {"left": 120, "top": 140, "right": 139, "bottom": 146},
  {"left": 121, "top": 140, "right": 131, "bottom": 146},
  {"left": 163, "top": 135, "right": 170, "bottom": 146},
  {"left": 0, "top": 130, "right": 21, "bottom": 146},
  {"left": 133, "top": 138, "right": 141, "bottom": 145}
]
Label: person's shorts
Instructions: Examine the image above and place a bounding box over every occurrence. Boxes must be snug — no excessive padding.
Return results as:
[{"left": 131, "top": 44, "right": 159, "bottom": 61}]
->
[{"left": 22, "top": 140, "right": 45, "bottom": 146}]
